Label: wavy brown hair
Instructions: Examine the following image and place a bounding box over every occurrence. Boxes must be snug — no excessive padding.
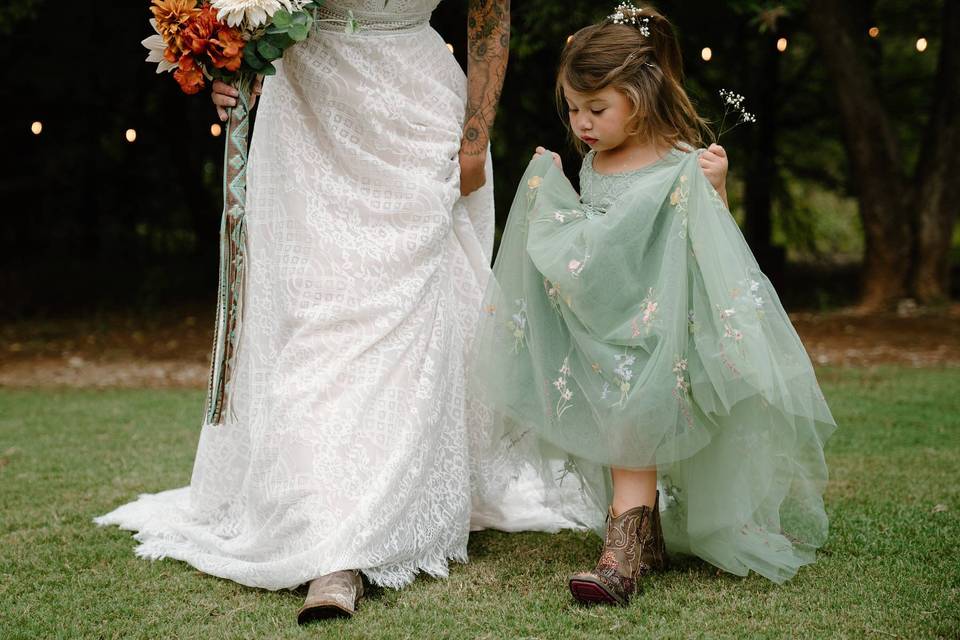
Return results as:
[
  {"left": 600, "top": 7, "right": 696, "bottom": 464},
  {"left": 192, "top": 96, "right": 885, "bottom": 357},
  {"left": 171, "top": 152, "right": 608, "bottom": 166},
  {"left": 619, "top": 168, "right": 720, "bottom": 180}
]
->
[{"left": 557, "top": 6, "right": 710, "bottom": 155}]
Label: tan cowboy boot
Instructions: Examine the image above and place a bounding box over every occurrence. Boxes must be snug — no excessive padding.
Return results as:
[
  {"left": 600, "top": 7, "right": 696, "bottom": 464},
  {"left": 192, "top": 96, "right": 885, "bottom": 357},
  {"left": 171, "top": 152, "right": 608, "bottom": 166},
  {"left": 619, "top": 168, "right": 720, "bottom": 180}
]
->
[
  {"left": 568, "top": 491, "right": 668, "bottom": 606},
  {"left": 296, "top": 570, "right": 364, "bottom": 624}
]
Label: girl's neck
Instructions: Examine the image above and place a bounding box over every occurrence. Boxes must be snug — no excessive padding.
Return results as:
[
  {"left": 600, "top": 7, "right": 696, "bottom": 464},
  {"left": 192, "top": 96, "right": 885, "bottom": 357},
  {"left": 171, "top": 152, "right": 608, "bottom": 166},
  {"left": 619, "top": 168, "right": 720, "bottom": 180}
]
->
[{"left": 592, "top": 137, "right": 673, "bottom": 176}]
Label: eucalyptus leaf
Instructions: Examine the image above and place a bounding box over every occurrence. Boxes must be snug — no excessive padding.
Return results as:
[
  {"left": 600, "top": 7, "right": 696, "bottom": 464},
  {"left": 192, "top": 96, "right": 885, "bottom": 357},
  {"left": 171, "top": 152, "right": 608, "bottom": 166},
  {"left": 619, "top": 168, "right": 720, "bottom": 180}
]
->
[
  {"left": 243, "top": 45, "right": 265, "bottom": 70},
  {"left": 272, "top": 9, "right": 292, "bottom": 28},
  {"left": 261, "top": 62, "right": 277, "bottom": 76},
  {"left": 264, "top": 32, "right": 294, "bottom": 50},
  {"left": 288, "top": 24, "right": 309, "bottom": 41},
  {"left": 257, "top": 39, "right": 281, "bottom": 60}
]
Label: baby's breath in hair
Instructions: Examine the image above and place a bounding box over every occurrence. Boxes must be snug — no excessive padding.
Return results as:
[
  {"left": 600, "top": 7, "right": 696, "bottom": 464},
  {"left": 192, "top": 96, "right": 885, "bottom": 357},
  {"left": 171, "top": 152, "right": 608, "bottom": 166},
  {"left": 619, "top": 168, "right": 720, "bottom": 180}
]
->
[
  {"left": 716, "top": 89, "right": 757, "bottom": 141},
  {"left": 608, "top": 2, "right": 651, "bottom": 36}
]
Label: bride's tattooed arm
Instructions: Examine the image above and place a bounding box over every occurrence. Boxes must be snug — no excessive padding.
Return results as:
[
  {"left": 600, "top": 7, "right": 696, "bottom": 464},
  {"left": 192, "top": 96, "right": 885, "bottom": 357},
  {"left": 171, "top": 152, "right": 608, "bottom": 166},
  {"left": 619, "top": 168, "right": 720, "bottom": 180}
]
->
[{"left": 459, "top": 0, "right": 510, "bottom": 195}]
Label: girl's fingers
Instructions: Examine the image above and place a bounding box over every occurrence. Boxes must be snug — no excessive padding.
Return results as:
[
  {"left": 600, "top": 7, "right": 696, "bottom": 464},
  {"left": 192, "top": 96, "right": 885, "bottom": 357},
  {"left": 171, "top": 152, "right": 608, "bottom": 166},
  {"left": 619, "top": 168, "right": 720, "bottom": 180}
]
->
[{"left": 707, "top": 143, "right": 726, "bottom": 157}]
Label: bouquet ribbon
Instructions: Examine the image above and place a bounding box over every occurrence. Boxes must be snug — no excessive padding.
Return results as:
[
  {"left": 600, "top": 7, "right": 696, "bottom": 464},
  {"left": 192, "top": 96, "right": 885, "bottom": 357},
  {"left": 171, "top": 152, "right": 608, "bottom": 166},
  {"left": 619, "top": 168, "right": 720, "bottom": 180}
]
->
[{"left": 205, "top": 73, "right": 254, "bottom": 426}]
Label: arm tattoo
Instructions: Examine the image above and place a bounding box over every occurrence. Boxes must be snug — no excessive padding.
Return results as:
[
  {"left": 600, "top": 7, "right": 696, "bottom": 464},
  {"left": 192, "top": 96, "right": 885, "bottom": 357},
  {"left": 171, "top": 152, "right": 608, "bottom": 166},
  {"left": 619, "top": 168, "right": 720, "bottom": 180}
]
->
[{"left": 463, "top": 0, "right": 510, "bottom": 156}]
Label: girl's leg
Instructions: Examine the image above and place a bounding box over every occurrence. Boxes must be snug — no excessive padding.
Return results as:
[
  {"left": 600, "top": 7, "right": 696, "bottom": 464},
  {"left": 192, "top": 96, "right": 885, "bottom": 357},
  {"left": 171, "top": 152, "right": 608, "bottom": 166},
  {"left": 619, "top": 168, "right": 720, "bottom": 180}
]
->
[
  {"left": 610, "top": 467, "right": 657, "bottom": 515},
  {"left": 568, "top": 466, "right": 667, "bottom": 605}
]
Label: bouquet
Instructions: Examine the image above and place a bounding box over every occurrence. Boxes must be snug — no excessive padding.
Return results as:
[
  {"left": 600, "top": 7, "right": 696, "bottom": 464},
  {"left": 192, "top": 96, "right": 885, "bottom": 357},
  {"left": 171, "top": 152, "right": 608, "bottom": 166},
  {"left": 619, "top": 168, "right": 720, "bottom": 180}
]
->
[{"left": 142, "top": 0, "right": 324, "bottom": 425}]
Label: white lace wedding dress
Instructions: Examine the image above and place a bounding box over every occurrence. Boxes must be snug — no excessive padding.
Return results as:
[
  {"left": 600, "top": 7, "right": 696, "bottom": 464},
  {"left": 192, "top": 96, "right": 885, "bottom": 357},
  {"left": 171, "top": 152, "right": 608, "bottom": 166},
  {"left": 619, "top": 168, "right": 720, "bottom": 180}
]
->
[{"left": 95, "top": 0, "right": 595, "bottom": 591}]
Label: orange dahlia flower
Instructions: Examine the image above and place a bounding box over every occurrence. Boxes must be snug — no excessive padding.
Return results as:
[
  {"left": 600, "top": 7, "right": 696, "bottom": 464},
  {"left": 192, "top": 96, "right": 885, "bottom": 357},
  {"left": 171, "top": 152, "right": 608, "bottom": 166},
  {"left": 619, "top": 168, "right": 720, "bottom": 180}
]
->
[
  {"left": 182, "top": 4, "right": 220, "bottom": 56},
  {"left": 174, "top": 54, "right": 206, "bottom": 94},
  {"left": 208, "top": 27, "right": 246, "bottom": 72},
  {"left": 151, "top": 0, "right": 201, "bottom": 62},
  {"left": 181, "top": 4, "right": 245, "bottom": 74}
]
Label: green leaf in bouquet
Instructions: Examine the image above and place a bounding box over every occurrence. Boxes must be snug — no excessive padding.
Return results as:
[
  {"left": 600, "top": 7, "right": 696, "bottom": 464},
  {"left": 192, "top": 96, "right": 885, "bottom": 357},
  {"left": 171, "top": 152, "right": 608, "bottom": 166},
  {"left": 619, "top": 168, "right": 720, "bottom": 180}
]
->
[
  {"left": 288, "top": 23, "right": 309, "bottom": 41},
  {"left": 257, "top": 39, "right": 281, "bottom": 60},
  {"left": 272, "top": 9, "right": 292, "bottom": 28},
  {"left": 261, "top": 62, "right": 278, "bottom": 76},
  {"left": 291, "top": 11, "right": 309, "bottom": 26},
  {"left": 244, "top": 44, "right": 266, "bottom": 70},
  {"left": 264, "top": 31, "right": 294, "bottom": 50}
]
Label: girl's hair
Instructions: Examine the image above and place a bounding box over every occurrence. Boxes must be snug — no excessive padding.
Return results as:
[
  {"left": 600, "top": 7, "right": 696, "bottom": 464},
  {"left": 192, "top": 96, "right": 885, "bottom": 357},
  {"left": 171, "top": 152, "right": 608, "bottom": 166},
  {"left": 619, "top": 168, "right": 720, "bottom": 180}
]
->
[{"left": 556, "top": 5, "right": 710, "bottom": 154}]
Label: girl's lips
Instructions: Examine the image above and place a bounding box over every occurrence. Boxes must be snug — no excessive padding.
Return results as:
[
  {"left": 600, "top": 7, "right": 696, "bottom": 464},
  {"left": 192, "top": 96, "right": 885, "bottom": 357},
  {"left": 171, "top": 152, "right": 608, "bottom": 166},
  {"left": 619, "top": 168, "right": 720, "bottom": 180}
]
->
[{"left": 581, "top": 136, "right": 598, "bottom": 144}]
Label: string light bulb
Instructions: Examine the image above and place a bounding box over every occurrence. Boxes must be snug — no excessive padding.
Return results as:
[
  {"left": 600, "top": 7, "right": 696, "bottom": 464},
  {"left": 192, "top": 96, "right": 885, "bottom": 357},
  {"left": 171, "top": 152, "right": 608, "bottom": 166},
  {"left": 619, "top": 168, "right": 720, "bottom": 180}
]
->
[
  {"left": 31, "top": 121, "right": 42, "bottom": 135},
  {"left": 868, "top": 26, "right": 879, "bottom": 38},
  {"left": 125, "top": 129, "right": 137, "bottom": 143},
  {"left": 701, "top": 47, "right": 712, "bottom": 62},
  {"left": 916, "top": 37, "right": 928, "bottom": 52},
  {"left": 210, "top": 123, "right": 222, "bottom": 137},
  {"left": 776, "top": 37, "right": 788, "bottom": 52}
]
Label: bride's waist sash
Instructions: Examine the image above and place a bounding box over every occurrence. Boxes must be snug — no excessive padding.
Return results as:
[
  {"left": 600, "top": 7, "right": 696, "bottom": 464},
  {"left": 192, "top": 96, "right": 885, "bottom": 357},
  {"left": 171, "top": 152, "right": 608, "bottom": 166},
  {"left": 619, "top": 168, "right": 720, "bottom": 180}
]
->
[{"left": 313, "top": 4, "right": 431, "bottom": 35}]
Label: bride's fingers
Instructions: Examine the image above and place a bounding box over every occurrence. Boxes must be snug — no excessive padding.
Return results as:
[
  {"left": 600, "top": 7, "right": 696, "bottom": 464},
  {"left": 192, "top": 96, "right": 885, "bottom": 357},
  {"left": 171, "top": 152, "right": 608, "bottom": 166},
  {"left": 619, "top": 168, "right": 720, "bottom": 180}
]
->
[
  {"left": 212, "top": 80, "right": 238, "bottom": 97},
  {"left": 212, "top": 93, "right": 238, "bottom": 108},
  {"left": 217, "top": 106, "right": 228, "bottom": 122}
]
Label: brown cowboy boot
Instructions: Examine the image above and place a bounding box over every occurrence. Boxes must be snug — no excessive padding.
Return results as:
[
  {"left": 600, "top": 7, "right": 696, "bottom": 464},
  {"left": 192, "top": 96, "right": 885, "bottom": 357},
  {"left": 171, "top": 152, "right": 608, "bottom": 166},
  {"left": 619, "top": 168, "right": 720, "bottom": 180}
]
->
[
  {"left": 296, "top": 570, "right": 364, "bottom": 624},
  {"left": 568, "top": 491, "right": 668, "bottom": 606}
]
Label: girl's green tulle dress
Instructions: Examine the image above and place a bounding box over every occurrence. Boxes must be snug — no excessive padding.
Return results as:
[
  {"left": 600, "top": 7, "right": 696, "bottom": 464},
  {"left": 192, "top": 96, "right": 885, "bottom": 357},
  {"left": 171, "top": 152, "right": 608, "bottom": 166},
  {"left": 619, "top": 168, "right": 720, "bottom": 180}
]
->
[{"left": 471, "top": 148, "right": 836, "bottom": 583}]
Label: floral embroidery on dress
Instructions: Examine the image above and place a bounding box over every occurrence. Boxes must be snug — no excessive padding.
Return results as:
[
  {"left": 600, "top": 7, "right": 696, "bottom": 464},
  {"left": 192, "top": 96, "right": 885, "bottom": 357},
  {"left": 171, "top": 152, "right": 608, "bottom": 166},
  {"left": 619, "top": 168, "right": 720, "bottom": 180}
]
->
[
  {"left": 672, "top": 355, "right": 694, "bottom": 428},
  {"left": 670, "top": 174, "right": 691, "bottom": 239},
  {"left": 612, "top": 351, "right": 636, "bottom": 408},
  {"left": 544, "top": 278, "right": 562, "bottom": 311},
  {"left": 567, "top": 249, "right": 590, "bottom": 279},
  {"left": 631, "top": 288, "right": 659, "bottom": 337},
  {"left": 552, "top": 356, "right": 575, "bottom": 418},
  {"left": 506, "top": 298, "right": 528, "bottom": 353},
  {"left": 526, "top": 174, "right": 543, "bottom": 212}
]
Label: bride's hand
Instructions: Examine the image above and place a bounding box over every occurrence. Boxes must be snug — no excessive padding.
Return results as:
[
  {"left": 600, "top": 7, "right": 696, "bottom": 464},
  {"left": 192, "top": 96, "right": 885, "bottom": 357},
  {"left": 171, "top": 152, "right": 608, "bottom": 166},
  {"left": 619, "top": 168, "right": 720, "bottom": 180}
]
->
[
  {"left": 212, "top": 77, "right": 263, "bottom": 122},
  {"left": 534, "top": 146, "right": 562, "bottom": 169},
  {"left": 459, "top": 150, "right": 487, "bottom": 196}
]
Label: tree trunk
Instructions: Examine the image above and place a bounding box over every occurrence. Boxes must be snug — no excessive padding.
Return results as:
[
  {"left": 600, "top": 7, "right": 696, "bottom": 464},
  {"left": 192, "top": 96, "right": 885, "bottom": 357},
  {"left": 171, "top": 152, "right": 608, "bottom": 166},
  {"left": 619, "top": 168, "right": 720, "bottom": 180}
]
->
[
  {"left": 911, "top": 0, "right": 960, "bottom": 303},
  {"left": 808, "top": 0, "right": 911, "bottom": 310}
]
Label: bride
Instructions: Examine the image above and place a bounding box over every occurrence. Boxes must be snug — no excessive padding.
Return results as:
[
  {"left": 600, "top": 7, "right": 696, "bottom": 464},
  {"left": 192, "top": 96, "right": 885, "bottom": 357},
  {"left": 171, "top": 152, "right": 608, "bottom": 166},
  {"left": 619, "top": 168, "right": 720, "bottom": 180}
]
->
[{"left": 96, "top": 0, "right": 589, "bottom": 624}]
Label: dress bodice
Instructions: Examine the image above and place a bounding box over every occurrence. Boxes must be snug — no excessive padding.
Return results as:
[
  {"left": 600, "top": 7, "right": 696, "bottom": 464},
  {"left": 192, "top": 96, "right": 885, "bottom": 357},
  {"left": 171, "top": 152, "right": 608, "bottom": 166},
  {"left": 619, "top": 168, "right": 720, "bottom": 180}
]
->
[{"left": 578, "top": 148, "right": 683, "bottom": 213}]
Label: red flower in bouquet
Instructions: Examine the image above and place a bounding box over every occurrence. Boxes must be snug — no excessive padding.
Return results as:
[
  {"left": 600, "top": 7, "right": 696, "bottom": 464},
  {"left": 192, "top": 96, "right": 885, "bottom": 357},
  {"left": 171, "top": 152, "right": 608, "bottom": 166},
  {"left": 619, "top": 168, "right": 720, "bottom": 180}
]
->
[
  {"left": 174, "top": 54, "right": 206, "bottom": 94},
  {"left": 182, "top": 4, "right": 219, "bottom": 56},
  {"left": 182, "top": 4, "right": 246, "bottom": 74},
  {"left": 151, "top": 0, "right": 201, "bottom": 63},
  {"left": 207, "top": 28, "right": 246, "bottom": 72}
]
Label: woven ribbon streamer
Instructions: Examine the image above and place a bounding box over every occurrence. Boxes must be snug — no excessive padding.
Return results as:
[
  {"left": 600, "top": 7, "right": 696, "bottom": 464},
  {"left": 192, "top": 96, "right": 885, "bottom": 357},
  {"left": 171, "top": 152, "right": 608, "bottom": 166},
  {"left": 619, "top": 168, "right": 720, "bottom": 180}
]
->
[{"left": 205, "top": 73, "right": 253, "bottom": 426}]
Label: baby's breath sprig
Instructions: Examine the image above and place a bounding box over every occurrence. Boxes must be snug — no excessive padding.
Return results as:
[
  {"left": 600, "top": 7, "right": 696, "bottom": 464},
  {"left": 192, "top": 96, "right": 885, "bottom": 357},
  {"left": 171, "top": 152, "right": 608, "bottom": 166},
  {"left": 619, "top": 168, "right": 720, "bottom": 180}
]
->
[
  {"left": 608, "top": 2, "right": 651, "bottom": 36},
  {"left": 715, "top": 89, "right": 757, "bottom": 141}
]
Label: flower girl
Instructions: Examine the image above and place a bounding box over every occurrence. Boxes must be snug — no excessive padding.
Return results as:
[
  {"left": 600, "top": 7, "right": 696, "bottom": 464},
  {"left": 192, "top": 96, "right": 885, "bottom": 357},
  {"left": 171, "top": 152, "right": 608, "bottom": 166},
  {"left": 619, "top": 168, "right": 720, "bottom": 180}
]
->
[{"left": 472, "top": 3, "right": 835, "bottom": 605}]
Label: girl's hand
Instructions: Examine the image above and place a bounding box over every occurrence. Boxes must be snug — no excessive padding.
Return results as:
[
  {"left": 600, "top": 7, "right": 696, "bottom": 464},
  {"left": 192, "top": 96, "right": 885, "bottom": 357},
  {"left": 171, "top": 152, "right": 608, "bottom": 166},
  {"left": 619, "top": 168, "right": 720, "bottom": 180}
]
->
[
  {"left": 699, "top": 144, "right": 729, "bottom": 203},
  {"left": 212, "top": 77, "right": 263, "bottom": 122},
  {"left": 534, "top": 146, "right": 562, "bottom": 169}
]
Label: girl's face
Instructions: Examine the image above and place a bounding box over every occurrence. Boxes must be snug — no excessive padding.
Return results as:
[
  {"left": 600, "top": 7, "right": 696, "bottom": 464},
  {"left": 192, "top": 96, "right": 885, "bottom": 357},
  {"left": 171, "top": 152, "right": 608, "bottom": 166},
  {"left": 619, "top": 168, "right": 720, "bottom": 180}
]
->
[{"left": 562, "top": 82, "right": 638, "bottom": 152}]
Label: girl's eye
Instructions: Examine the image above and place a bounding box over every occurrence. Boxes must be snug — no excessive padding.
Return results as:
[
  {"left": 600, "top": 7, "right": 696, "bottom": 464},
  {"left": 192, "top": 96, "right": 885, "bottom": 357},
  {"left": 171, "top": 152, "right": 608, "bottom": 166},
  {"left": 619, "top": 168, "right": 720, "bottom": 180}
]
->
[
  {"left": 567, "top": 108, "right": 579, "bottom": 113},
  {"left": 591, "top": 109, "right": 605, "bottom": 115}
]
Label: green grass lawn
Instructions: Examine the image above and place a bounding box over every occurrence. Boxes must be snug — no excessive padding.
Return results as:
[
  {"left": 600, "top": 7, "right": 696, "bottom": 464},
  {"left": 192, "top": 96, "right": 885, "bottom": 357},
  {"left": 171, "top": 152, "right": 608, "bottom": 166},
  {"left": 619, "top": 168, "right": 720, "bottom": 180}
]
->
[{"left": 1, "top": 367, "right": 958, "bottom": 639}]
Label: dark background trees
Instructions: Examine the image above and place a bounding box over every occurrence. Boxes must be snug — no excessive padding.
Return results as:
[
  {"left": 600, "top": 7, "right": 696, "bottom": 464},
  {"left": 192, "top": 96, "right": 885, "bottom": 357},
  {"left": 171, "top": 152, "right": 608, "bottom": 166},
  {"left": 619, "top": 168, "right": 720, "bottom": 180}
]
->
[{"left": 1, "top": 0, "right": 955, "bottom": 318}]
